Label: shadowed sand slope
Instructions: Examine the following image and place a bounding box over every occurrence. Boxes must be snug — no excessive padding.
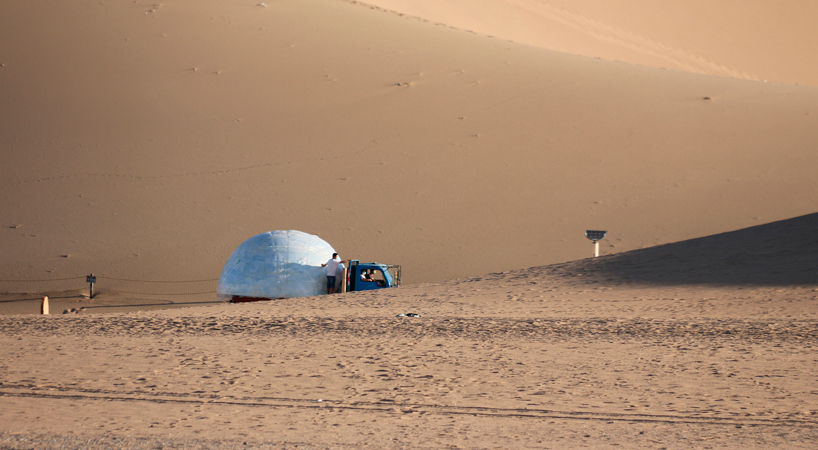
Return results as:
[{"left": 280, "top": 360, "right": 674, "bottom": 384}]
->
[
  {"left": 2, "top": 0, "right": 818, "bottom": 290},
  {"left": 538, "top": 212, "right": 818, "bottom": 286}
]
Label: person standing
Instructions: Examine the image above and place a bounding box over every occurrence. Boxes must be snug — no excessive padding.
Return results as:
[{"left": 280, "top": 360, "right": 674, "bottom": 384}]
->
[
  {"left": 321, "top": 253, "right": 349, "bottom": 294},
  {"left": 335, "top": 259, "right": 347, "bottom": 292}
]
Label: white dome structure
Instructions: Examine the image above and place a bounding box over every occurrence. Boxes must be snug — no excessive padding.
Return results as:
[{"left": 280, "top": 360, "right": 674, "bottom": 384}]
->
[{"left": 217, "top": 230, "right": 335, "bottom": 301}]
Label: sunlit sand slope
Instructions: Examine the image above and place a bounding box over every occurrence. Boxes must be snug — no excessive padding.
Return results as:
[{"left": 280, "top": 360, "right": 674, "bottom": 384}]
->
[
  {"left": 1, "top": 0, "right": 817, "bottom": 289},
  {"left": 361, "top": 0, "right": 818, "bottom": 86}
]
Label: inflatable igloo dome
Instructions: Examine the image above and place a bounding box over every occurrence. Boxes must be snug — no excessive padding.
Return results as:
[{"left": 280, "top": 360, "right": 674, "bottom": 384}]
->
[{"left": 217, "top": 230, "right": 336, "bottom": 301}]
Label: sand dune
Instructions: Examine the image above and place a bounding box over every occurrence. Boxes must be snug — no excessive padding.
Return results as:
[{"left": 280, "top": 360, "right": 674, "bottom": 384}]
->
[
  {"left": 0, "top": 0, "right": 818, "bottom": 449},
  {"left": 2, "top": 0, "right": 817, "bottom": 295},
  {"left": 545, "top": 212, "right": 818, "bottom": 286},
  {"left": 361, "top": 0, "right": 818, "bottom": 86},
  {"left": 4, "top": 212, "right": 818, "bottom": 315},
  {"left": 2, "top": 1, "right": 817, "bottom": 447},
  {"left": 1, "top": 236, "right": 817, "bottom": 447}
]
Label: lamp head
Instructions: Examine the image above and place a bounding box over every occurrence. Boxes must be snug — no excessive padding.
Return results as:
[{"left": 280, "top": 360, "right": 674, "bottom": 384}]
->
[{"left": 585, "top": 230, "right": 607, "bottom": 241}]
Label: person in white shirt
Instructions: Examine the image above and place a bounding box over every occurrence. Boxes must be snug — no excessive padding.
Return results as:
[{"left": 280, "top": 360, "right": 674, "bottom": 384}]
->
[{"left": 321, "top": 253, "right": 349, "bottom": 294}]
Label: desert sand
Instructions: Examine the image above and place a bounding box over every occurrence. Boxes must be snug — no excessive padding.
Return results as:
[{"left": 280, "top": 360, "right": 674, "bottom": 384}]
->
[
  {"left": 1, "top": 217, "right": 817, "bottom": 448},
  {"left": 361, "top": 0, "right": 818, "bottom": 87},
  {"left": 1, "top": 0, "right": 817, "bottom": 448},
  {"left": 2, "top": 0, "right": 818, "bottom": 288}
]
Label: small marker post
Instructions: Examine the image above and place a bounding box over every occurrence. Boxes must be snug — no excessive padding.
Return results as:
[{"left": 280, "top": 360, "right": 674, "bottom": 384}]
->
[
  {"left": 584, "top": 230, "right": 608, "bottom": 258},
  {"left": 86, "top": 274, "right": 96, "bottom": 298},
  {"left": 41, "top": 296, "right": 49, "bottom": 315}
]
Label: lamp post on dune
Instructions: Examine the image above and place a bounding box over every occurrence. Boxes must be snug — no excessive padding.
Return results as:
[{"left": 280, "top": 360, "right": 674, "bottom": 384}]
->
[{"left": 585, "top": 230, "right": 607, "bottom": 257}]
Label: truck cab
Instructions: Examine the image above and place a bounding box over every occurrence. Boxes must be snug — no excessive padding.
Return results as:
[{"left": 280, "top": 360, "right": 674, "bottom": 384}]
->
[{"left": 346, "top": 260, "right": 401, "bottom": 292}]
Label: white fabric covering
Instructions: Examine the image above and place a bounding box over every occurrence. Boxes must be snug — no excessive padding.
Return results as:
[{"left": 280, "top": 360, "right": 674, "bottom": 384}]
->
[{"left": 217, "top": 230, "right": 335, "bottom": 300}]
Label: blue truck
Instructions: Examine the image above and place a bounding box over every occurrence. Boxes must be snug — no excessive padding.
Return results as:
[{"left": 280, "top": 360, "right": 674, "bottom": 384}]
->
[{"left": 344, "top": 260, "right": 401, "bottom": 292}]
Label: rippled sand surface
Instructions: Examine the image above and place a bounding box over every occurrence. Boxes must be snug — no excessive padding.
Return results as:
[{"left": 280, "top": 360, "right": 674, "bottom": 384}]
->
[{"left": 2, "top": 261, "right": 816, "bottom": 448}]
